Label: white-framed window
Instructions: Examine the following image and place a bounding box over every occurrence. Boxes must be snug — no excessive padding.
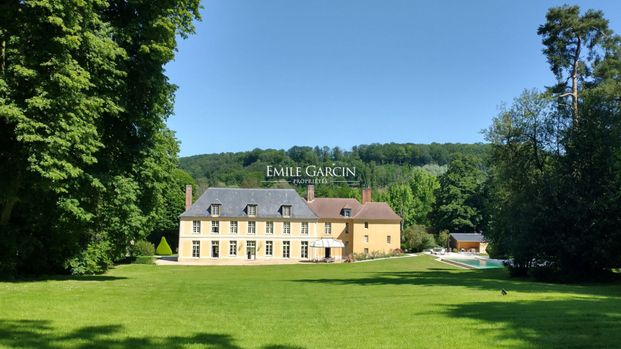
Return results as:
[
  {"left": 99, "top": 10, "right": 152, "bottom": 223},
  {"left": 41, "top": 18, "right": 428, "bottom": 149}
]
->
[
  {"left": 283, "top": 222, "right": 290, "bottom": 235},
  {"left": 247, "top": 240, "right": 256, "bottom": 259},
  {"left": 211, "top": 221, "right": 219, "bottom": 234},
  {"left": 301, "top": 241, "right": 309, "bottom": 259},
  {"left": 248, "top": 221, "right": 256, "bottom": 234},
  {"left": 211, "top": 241, "right": 219, "bottom": 258},
  {"left": 266, "top": 221, "right": 274, "bottom": 235},
  {"left": 283, "top": 241, "right": 290, "bottom": 258},
  {"left": 301, "top": 222, "right": 309, "bottom": 235},
  {"left": 364, "top": 248, "right": 369, "bottom": 255},
  {"left": 211, "top": 204, "right": 221, "bottom": 216},
  {"left": 230, "top": 221, "right": 238, "bottom": 234},
  {"left": 364, "top": 222, "right": 369, "bottom": 229},
  {"left": 229, "top": 240, "right": 237, "bottom": 256},
  {"left": 343, "top": 209, "right": 351, "bottom": 217},
  {"left": 387, "top": 235, "right": 391, "bottom": 244},
  {"left": 282, "top": 205, "right": 291, "bottom": 217},
  {"left": 247, "top": 204, "right": 257, "bottom": 216},
  {"left": 325, "top": 222, "right": 332, "bottom": 234},
  {"left": 192, "top": 240, "right": 200, "bottom": 257},
  {"left": 192, "top": 220, "right": 201, "bottom": 234},
  {"left": 364, "top": 235, "right": 369, "bottom": 243},
  {"left": 265, "top": 241, "right": 273, "bottom": 256}
]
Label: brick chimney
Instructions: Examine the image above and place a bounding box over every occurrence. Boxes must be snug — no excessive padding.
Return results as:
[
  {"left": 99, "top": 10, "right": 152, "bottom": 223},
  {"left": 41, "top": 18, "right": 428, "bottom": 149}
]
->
[
  {"left": 362, "top": 187, "right": 372, "bottom": 204},
  {"left": 185, "top": 185, "right": 193, "bottom": 210},
  {"left": 307, "top": 185, "right": 315, "bottom": 202}
]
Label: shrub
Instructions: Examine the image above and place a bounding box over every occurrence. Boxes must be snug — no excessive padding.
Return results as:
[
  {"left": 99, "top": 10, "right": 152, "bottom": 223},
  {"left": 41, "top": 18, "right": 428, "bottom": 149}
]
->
[
  {"left": 391, "top": 248, "right": 404, "bottom": 256},
  {"left": 436, "top": 230, "right": 449, "bottom": 247},
  {"left": 133, "top": 256, "right": 154, "bottom": 264},
  {"left": 156, "top": 237, "right": 173, "bottom": 255},
  {"left": 65, "top": 240, "right": 113, "bottom": 275},
  {"left": 402, "top": 225, "right": 436, "bottom": 252},
  {"left": 132, "top": 240, "right": 155, "bottom": 257}
]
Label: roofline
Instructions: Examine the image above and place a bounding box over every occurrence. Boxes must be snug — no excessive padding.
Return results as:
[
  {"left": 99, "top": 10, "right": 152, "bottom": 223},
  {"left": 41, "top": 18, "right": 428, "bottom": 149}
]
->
[
  {"left": 204, "top": 187, "right": 298, "bottom": 191},
  {"left": 180, "top": 216, "right": 319, "bottom": 221}
]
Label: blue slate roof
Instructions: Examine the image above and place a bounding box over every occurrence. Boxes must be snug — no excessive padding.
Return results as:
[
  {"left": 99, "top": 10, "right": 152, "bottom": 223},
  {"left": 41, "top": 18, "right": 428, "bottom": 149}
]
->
[
  {"left": 449, "top": 233, "right": 486, "bottom": 242},
  {"left": 180, "top": 188, "right": 318, "bottom": 219}
]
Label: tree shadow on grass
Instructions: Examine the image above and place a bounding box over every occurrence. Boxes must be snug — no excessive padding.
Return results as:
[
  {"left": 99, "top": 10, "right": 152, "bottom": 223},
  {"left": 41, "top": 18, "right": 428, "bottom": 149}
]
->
[
  {"left": 1, "top": 275, "right": 128, "bottom": 283},
  {"left": 0, "top": 320, "right": 304, "bottom": 349},
  {"left": 444, "top": 298, "right": 621, "bottom": 349},
  {"left": 291, "top": 267, "right": 621, "bottom": 298}
]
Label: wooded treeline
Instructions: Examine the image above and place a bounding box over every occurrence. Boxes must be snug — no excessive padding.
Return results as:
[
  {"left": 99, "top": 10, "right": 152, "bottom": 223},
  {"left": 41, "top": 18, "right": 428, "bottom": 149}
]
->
[
  {"left": 180, "top": 143, "right": 488, "bottom": 190},
  {"left": 0, "top": 0, "right": 199, "bottom": 275},
  {"left": 484, "top": 6, "right": 621, "bottom": 281}
]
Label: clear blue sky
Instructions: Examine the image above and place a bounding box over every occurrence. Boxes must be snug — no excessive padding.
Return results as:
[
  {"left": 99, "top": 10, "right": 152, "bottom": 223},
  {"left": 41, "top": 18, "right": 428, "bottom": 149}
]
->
[{"left": 165, "top": 0, "right": 621, "bottom": 157}]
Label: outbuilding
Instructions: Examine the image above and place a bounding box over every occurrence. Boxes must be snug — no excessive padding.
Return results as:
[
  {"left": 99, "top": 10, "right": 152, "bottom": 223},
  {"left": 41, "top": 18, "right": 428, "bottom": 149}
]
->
[{"left": 449, "top": 233, "right": 487, "bottom": 253}]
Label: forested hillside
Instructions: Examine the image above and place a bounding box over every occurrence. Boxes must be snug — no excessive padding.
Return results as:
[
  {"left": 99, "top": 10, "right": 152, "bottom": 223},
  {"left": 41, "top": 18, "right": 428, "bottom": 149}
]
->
[{"left": 180, "top": 142, "right": 490, "bottom": 194}]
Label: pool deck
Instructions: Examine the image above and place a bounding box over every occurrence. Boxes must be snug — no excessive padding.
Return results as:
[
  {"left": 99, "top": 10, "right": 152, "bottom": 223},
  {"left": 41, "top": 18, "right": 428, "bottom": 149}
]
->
[
  {"left": 427, "top": 252, "right": 505, "bottom": 269},
  {"left": 438, "top": 258, "right": 477, "bottom": 269}
]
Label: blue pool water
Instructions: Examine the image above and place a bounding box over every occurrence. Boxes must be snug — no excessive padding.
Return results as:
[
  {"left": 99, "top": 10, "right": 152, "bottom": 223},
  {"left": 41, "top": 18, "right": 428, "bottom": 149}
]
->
[{"left": 443, "top": 258, "right": 505, "bottom": 269}]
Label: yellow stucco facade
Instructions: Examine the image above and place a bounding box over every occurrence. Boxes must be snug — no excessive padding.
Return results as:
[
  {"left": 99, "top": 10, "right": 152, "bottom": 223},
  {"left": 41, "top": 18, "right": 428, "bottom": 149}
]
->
[
  {"left": 178, "top": 217, "right": 401, "bottom": 261},
  {"left": 177, "top": 187, "right": 401, "bottom": 263}
]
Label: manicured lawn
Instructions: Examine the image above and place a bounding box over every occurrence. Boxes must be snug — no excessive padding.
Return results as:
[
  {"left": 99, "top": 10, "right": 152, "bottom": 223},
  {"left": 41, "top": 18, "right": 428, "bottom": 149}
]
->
[{"left": 1, "top": 256, "right": 620, "bottom": 349}]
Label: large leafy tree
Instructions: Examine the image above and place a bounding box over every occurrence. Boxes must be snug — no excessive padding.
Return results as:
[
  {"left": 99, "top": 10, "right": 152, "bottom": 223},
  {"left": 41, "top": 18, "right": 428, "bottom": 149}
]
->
[
  {"left": 486, "top": 6, "right": 621, "bottom": 280},
  {"left": 429, "top": 155, "right": 485, "bottom": 233},
  {"left": 384, "top": 183, "right": 416, "bottom": 228},
  {"left": 0, "top": 0, "right": 200, "bottom": 275},
  {"left": 484, "top": 90, "right": 559, "bottom": 269},
  {"left": 408, "top": 169, "right": 439, "bottom": 226}
]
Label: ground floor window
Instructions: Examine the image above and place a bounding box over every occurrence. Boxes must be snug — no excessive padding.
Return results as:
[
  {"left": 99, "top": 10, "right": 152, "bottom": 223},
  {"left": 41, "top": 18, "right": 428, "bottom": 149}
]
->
[
  {"left": 387, "top": 235, "right": 391, "bottom": 244},
  {"left": 192, "top": 240, "right": 200, "bottom": 258},
  {"left": 301, "top": 241, "right": 308, "bottom": 259},
  {"left": 211, "top": 241, "right": 219, "bottom": 258},
  {"left": 247, "top": 240, "right": 256, "bottom": 259},
  {"left": 283, "top": 241, "right": 290, "bottom": 258},
  {"left": 265, "top": 241, "right": 273, "bottom": 256},
  {"left": 229, "top": 240, "right": 237, "bottom": 256}
]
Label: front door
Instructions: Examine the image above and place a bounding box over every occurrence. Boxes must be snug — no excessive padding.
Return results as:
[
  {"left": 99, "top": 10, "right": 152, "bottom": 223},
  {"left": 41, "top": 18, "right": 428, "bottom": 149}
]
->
[
  {"left": 211, "top": 241, "right": 219, "bottom": 258},
  {"left": 247, "top": 241, "right": 256, "bottom": 260},
  {"left": 325, "top": 247, "right": 331, "bottom": 258}
]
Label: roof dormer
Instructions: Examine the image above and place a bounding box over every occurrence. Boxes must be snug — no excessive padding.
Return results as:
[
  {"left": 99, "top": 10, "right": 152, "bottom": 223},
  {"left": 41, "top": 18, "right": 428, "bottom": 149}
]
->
[
  {"left": 210, "top": 203, "right": 221, "bottom": 216},
  {"left": 281, "top": 205, "right": 292, "bottom": 217},
  {"left": 246, "top": 204, "right": 257, "bottom": 217}
]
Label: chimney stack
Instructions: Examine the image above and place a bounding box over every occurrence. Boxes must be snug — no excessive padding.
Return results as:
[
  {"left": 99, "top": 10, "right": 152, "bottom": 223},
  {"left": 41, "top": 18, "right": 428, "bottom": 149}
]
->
[
  {"left": 185, "top": 185, "right": 193, "bottom": 210},
  {"left": 362, "top": 187, "right": 372, "bottom": 204},
  {"left": 307, "top": 185, "right": 315, "bottom": 202}
]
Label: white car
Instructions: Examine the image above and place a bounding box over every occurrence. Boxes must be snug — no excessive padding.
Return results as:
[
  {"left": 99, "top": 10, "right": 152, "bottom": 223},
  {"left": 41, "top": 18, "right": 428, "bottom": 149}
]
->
[{"left": 432, "top": 247, "right": 446, "bottom": 255}]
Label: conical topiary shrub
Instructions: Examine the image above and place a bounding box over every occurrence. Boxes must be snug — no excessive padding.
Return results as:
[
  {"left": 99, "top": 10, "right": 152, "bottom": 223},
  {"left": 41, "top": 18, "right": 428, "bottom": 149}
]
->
[{"left": 156, "top": 236, "right": 173, "bottom": 256}]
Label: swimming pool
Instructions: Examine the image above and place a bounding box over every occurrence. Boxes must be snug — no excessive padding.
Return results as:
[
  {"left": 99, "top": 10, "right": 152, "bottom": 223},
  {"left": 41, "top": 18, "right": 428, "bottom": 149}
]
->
[{"left": 442, "top": 258, "right": 505, "bottom": 269}]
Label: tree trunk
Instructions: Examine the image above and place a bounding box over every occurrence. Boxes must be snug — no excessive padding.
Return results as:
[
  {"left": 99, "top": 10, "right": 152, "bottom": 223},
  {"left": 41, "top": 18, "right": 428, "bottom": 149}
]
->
[
  {"left": 0, "top": 36, "right": 5, "bottom": 74},
  {"left": 0, "top": 168, "right": 21, "bottom": 226},
  {"left": 571, "top": 38, "right": 581, "bottom": 123}
]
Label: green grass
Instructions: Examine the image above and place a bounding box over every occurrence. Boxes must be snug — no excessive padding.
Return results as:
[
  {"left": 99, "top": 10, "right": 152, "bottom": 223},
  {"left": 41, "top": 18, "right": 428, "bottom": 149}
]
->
[{"left": 1, "top": 256, "right": 620, "bottom": 349}]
